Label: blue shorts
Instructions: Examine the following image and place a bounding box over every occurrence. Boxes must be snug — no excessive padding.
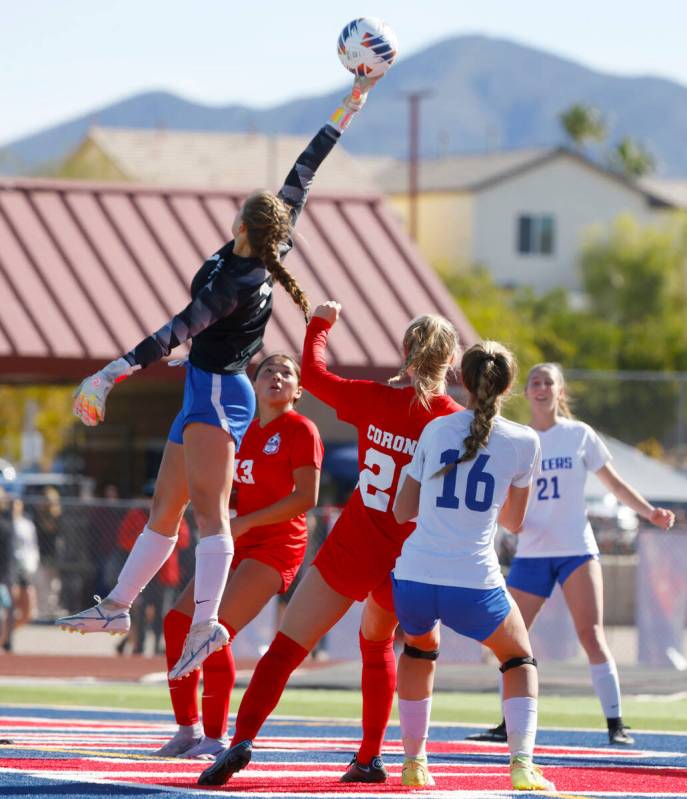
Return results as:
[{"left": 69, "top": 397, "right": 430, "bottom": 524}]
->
[
  {"left": 506, "top": 554, "right": 597, "bottom": 598},
  {"left": 168, "top": 364, "right": 255, "bottom": 449},
  {"left": 392, "top": 577, "right": 513, "bottom": 642}
]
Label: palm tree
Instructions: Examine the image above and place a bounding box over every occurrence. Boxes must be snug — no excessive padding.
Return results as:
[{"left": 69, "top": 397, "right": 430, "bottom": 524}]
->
[
  {"left": 611, "top": 137, "right": 656, "bottom": 178},
  {"left": 559, "top": 104, "right": 606, "bottom": 149}
]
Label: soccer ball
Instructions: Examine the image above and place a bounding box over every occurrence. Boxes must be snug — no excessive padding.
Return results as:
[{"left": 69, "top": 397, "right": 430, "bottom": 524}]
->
[{"left": 337, "top": 18, "right": 398, "bottom": 79}]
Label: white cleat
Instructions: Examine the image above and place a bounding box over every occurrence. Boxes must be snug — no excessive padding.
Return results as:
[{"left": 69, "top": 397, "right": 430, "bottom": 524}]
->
[
  {"left": 154, "top": 726, "right": 202, "bottom": 757},
  {"left": 55, "top": 595, "right": 130, "bottom": 635},
  {"left": 181, "top": 735, "right": 228, "bottom": 760},
  {"left": 168, "top": 621, "right": 230, "bottom": 681}
]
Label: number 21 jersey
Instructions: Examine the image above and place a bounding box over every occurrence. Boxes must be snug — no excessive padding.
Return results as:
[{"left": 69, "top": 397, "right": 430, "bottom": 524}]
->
[{"left": 516, "top": 418, "right": 611, "bottom": 558}]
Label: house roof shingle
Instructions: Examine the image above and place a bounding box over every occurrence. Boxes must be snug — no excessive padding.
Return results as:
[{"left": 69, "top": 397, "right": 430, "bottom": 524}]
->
[
  {"left": 368, "top": 147, "right": 678, "bottom": 208},
  {"left": 72, "top": 127, "right": 382, "bottom": 196}
]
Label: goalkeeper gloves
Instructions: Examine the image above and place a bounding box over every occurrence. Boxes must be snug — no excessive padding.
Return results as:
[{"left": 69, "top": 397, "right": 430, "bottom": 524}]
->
[{"left": 73, "top": 357, "right": 138, "bottom": 426}]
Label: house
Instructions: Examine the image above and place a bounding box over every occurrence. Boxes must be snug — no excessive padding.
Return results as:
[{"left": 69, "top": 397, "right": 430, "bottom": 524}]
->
[
  {"left": 0, "top": 175, "right": 477, "bottom": 493},
  {"left": 369, "top": 147, "right": 682, "bottom": 292},
  {"left": 58, "top": 126, "right": 380, "bottom": 195}
]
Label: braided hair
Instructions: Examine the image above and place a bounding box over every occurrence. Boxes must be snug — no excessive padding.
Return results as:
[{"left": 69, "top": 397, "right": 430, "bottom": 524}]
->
[
  {"left": 242, "top": 191, "right": 310, "bottom": 321},
  {"left": 434, "top": 341, "right": 516, "bottom": 478},
  {"left": 388, "top": 314, "right": 458, "bottom": 410},
  {"left": 526, "top": 363, "right": 574, "bottom": 419}
]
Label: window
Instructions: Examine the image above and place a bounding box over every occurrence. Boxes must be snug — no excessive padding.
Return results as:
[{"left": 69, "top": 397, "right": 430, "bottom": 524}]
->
[{"left": 517, "top": 214, "right": 555, "bottom": 255}]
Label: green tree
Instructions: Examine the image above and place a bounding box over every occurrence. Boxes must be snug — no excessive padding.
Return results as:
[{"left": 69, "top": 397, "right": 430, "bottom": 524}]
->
[
  {"left": 0, "top": 386, "right": 75, "bottom": 469},
  {"left": 559, "top": 104, "right": 606, "bottom": 149},
  {"left": 581, "top": 214, "right": 687, "bottom": 333},
  {"left": 610, "top": 137, "right": 656, "bottom": 178}
]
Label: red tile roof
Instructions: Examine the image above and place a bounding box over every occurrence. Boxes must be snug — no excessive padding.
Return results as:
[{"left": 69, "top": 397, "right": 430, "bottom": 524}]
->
[{"left": 0, "top": 177, "right": 478, "bottom": 381}]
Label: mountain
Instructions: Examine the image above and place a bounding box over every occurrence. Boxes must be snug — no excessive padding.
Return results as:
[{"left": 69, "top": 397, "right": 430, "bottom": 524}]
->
[{"left": 3, "top": 34, "right": 687, "bottom": 176}]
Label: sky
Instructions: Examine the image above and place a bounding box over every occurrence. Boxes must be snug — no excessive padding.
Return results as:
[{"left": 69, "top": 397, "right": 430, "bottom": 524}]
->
[{"left": 2, "top": 0, "right": 687, "bottom": 145}]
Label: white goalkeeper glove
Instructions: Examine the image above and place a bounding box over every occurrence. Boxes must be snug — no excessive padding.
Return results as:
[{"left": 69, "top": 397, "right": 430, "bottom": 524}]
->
[
  {"left": 73, "top": 357, "right": 138, "bottom": 426},
  {"left": 329, "top": 75, "right": 378, "bottom": 133}
]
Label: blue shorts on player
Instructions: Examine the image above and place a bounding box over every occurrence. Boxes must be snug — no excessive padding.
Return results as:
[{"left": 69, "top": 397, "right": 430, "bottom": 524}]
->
[
  {"left": 506, "top": 554, "right": 597, "bottom": 598},
  {"left": 168, "top": 364, "right": 255, "bottom": 449},
  {"left": 392, "top": 577, "right": 513, "bottom": 642}
]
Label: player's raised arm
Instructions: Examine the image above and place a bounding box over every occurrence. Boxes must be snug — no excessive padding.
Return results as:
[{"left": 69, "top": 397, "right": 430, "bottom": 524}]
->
[
  {"left": 277, "top": 76, "right": 377, "bottom": 230},
  {"left": 72, "top": 267, "right": 240, "bottom": 426}
]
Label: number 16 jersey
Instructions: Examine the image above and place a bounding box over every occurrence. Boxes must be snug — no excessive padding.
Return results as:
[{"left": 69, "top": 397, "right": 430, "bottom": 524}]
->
[
  {"left": 394, "top": 410, "right": 540, "bottom": 590},
  {"left": 301, "top": 317, "right": 462, "bottom": 601}
]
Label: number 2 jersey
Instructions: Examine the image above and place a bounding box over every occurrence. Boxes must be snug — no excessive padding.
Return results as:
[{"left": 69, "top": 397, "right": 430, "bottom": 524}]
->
[
  {"left": 233, "top": 410, "right": 323, "bottom": 585},
  {"left": 301, "top": 317, "right": 463, "bottom": 600},
  {"left": 516, "top": 418, "right": 611, "bottom": 558},
  {"left": 394, "top": 410, "right": 541, "bottom": 590}
]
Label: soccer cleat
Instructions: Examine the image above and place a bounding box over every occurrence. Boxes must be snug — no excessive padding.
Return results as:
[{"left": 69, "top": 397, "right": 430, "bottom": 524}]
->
[
  {"left": 181, "top": 735, "right": 228, "bottom": 760},
  {"left": 608, "top": 719, "right": 635, "bottom": 745},
  {"left": 153, "top": 727, "right": 202, "bottom": 757},
  {"left": 401, "top": 755, "right": 435, "bottom": 787},
  {"left": 197, "top": 739, "right": 252, "bottom": 786},
  {"left": 168, "top": 621, "right": 230, "bottom": 681},
  {"left": 55, "top": 596, "right": 130, "bottom": 635},
  {"left": 339, "top": 754, "right": 388, "bottom": 783},
  {"left": 466, "top": 719, "right": 507, "bottom": 742},
  {"left": 510, "top": 755, "right": 556, "bottom": 791}
]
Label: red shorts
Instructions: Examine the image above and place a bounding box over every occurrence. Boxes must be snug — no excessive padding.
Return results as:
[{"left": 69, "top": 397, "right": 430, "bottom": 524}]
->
[
  {"left": 232, "top": 540, "right": 306, "bottom": 594},
  {"left": 369, "top": 572, "right": 394, "bottom": 613},
  {"left": 312, "top": 499, "right": 401, "bottom": 612}
]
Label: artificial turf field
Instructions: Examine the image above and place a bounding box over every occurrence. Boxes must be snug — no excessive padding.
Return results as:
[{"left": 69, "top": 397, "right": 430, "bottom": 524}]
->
[{"left": 0, "top": 685, "right": 685, "bottom": 797}]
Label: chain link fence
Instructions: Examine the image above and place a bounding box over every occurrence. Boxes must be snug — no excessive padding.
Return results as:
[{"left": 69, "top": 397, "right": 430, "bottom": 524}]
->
[{"left": 1, "top": 491, "right": 685, "bottom": 664}]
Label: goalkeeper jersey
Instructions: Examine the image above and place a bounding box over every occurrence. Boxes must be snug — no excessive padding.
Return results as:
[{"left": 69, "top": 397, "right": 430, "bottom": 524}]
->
[{"left": 122, "top": 125, "right": 341, "bottom": 374}]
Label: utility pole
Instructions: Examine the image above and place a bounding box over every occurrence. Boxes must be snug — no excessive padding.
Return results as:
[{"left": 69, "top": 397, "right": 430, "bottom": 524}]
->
[{"left": 403, "top": 90, "right": 431, "bottom": 241}]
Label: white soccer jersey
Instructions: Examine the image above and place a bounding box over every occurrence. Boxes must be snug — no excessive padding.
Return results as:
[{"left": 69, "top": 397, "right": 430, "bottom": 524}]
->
[
  {"left": 394, "top": 411, "right": 541, "bottom": 590},
  {"left": 515, "top": 418, "right": 611, "bottom": 558}
]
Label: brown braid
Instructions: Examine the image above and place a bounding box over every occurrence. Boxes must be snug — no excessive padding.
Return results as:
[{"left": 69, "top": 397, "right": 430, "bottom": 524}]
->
[
  {"left": 242, "top": 191, "right": 311, "bottom": 321},
  {"left": 526, "top": 363, "right": 574, "bottom": 419},
  {"left": 388, "top": 315, "right": 458, "bottom": 410},
  {"left": 434, "top": 341, "right": 517, "bottom": 477}
]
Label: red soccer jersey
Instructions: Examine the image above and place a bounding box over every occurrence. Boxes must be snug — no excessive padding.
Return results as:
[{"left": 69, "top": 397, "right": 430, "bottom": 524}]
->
[
  {"left": 234, "top": 410, "right": 324, "bottom": 552},
  {"left": 301, "top": 317, "right": 463, "bottom": 551}
]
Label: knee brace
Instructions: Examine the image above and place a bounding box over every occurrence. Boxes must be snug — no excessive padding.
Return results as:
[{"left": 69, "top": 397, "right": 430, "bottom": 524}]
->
[
  {"left": 499, "top": 656, "right": 537, "bottom": 674},
  {"left": 403, "top": 643, "right": 440, "bottom": 661}
]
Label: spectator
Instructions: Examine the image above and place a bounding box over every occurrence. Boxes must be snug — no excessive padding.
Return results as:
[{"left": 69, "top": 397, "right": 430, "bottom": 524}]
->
[
  {"left": 31, "top": 486, "right": 64, "bottom": 618},
  {"left": 10, "top": 498, "right": 39, "bottom": 631},
  {"left": 0, "top": 489, "right": 15, "bottom": 652}
]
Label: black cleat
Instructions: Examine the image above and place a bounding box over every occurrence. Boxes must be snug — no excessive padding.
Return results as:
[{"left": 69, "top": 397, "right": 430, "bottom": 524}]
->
[
  {"left": 197, "top": 739, "right": 252, "bottom": 785},
  {"left": 339, "top": 754, "right": 388, "bottom": 783},
  {"left": 608, "top": 718, "right": 635, "bottom": 745},
  {"left": 466, "top": 719, "right": 507, "bottom": 742}
]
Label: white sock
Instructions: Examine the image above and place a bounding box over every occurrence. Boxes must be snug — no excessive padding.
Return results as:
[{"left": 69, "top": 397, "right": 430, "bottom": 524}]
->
[
  {"left": 107, "top": 525, "right": 177, "bottom": 608},
  {"left": 192, "top": 534, "right": 234, "bottom": 625},
  {"left": 398, "top": 697, "right": 432, "bottom": 758},
  {"left": 590, "top": 660, "right": 622, "bottom": 719},
  {"left": 503, "top": 696, "right": 537, "bottom": 759}
]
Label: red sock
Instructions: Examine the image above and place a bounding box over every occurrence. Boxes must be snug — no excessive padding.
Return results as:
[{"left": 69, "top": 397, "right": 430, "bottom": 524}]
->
[
  {"left": 201, "top": 619, "right": 236, "bottom": 740},
  {"left": 231, "top": 632, "right": 308, "bottom": 745},
  {"left": 357, "top": 631, "right": 396, "bottom": 763},
  {"left": 164, "top": 609, "right": 199, "bottom": 726}
]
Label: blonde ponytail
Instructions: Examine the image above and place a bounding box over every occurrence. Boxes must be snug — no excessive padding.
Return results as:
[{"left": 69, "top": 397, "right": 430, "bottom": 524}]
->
[{"left": 389, "top": 314, "right": 458, "bottom": 410}]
